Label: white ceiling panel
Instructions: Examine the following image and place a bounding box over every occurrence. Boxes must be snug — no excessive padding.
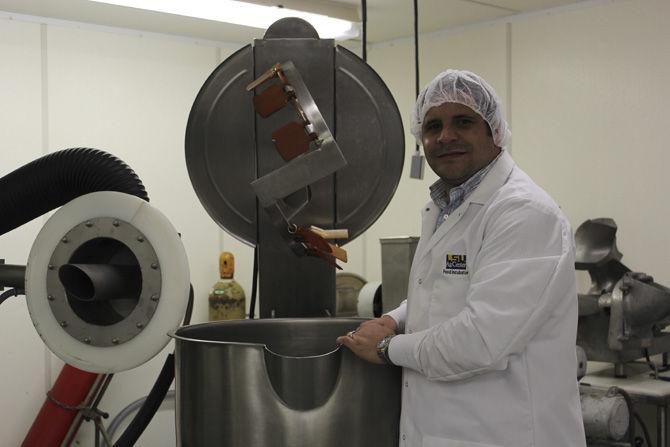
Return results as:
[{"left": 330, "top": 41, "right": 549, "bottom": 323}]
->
[{"left": 0, "top": 0, "right": 585, "bottom": 44}]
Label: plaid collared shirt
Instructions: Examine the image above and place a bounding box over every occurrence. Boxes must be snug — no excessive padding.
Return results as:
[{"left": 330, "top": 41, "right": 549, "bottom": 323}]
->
[{"left": 429, "top": 151, "right": 503, "bottom": 232}]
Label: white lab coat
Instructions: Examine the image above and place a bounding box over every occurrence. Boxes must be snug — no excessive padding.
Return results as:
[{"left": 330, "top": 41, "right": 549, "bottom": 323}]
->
[{"left": 386, "top": 150, "right": 585, "bottom": 447}]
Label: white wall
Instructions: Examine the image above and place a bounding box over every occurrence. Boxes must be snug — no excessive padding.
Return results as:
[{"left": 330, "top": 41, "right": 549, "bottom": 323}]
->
[
  {"left": 0, "top": 16, "right": 246, "bottom": 446},
  {"left": 2, "top": 0, "right": 669, "bottom": 443},
  {"left": 0, "top": 18, "right": 52, "bottom": 446},
  {"left": 368, "top": 0, "right": 670, "bottom": 286},
  {"left": 364, "top": 22, "right": 509, "bottom": 282},
  {"left": 511, "top": 0, "right": 670, "bottom": 284}
]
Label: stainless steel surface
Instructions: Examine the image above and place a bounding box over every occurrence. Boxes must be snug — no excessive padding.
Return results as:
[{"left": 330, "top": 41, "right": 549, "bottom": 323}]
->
[
  {"left": 335, "top": 272, "right": 366, "bottom": 316},
  {"left": 185, "top": 44, "right": 256, "bottom": 245},
  {"left": 185, "top": 18, "right": 404, "bottom": 317},
  {"left": 576, "top": 218, "right": 670, "bottom": 366},
  {"left": 254, "top": 23, "right": 338, "bottom": 317},
  {"left": 172, "top": 318, "right": 401, "bottom": 446},
  {"left": 380, "top": 237, "right": 419, "bottom": 314},
  {"left": 263, "top": 17, "right": 320, "bottom": 39},
  {"left": 46, "top": 217, "right": 161, "bottom": 347},
  {"left": 185, "top": 22, "right": 404, "bottom": 247}
]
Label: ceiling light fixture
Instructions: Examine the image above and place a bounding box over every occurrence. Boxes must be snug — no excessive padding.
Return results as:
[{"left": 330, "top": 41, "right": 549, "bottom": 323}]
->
[{"left": 89, "top": 0, "right": 360, "bottom": 40}]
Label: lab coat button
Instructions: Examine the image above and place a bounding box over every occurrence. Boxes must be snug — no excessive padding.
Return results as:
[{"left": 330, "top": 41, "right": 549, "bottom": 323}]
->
[
  {"left": 402, "top": 434, "right": 406, "bottom": 441},
  {"left": 417, "top": 278, "right": 423, "bottom": 284},
  {"left": 404, "top": 381, "right": 408, "bottom": 387}
]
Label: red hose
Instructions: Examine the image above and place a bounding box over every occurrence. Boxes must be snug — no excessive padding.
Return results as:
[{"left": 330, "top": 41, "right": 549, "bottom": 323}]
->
[{"left": 22, "top": 364, "right": 99, "bottom": 447}]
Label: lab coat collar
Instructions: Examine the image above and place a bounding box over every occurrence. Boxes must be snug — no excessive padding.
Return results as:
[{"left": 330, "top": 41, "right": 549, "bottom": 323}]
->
[
  {"left": 414, "top": 150, "right": 515, "bottom": 264},
  {"left": 466, "top": 149, "right": 515, "bottom": 206}
]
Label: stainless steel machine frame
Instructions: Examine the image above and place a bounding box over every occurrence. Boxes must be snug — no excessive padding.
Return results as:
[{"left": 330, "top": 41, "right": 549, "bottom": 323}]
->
[{"left": 185, "top": 18, "right": 405, "bottom": 318}]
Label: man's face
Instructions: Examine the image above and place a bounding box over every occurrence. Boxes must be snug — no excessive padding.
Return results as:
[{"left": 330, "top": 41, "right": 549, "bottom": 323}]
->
[{"left": 421, "top": 102, "right": 500, "bottom": 187}]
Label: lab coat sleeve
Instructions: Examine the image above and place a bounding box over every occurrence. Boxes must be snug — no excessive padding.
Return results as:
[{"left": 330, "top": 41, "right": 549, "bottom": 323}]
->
[
  {"left": 384, "top": 300, "right": 407, "bottom": 332},
  {"left": 389, "top": 198, "right": 575, "bottom": 381}
]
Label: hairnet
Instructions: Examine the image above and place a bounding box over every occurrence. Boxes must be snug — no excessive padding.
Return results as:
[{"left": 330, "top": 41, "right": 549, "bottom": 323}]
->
[{"left": 410, "top": 69, "right": 511, "bottom": 148}]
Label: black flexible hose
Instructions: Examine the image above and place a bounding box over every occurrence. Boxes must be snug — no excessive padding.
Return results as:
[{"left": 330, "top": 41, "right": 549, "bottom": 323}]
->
[
  {"left": 113, "top": 353, "right": 175, "bottom": 447},
  {"left": 634, "top": 412, "right": 653, "bottom": 447},
  {"left": 612, "top": 386, "right": 643, "bottom": 446},
  {"left": 0, "top": 288, "right": 25, "bottom": 305},
  {"left": 112, "top": 285, "right": 194, "bottom": 447},
  {"left": 0, "top": 148, "right": 148, "bottom": 236}
]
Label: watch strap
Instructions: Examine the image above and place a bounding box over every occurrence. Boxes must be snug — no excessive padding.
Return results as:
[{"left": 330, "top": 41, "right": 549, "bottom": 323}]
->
[{"left": 376, "top": 335, "right": 395, "bottom": 365}]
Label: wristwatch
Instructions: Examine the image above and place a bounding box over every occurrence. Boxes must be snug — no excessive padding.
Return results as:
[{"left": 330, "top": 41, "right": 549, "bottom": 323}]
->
[{"left": 376, "top": 335, "right": 395, "bottom": 365}]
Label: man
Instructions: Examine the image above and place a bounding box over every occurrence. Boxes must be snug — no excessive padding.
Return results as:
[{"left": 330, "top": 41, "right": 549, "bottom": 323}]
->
[{"left": 337, "top": 69, "right": 585, "bottom": 447}]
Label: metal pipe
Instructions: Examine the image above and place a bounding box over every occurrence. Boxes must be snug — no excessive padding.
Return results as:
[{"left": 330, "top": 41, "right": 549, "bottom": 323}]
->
[
  {"left": 58, "top": 264, "right": 141, "bottom": 302},
  {"left": 0, "top": 264, "right": 26, "bottom": 289}
]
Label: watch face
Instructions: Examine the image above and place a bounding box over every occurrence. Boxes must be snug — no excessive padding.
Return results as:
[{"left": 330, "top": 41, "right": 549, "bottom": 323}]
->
[{"left": 376, "top": 335, "right": 394, "bottom": 365}]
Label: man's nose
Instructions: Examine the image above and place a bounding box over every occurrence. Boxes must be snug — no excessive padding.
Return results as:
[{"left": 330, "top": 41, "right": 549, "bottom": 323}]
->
[{"left": 437, "top": 125, "right": 458, "bottom": 143}]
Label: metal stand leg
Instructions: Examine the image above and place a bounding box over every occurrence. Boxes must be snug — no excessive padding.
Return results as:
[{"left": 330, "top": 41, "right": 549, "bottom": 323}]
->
[
  {"left": 658, "top": 405, "right": 667, "bottom": 447},
  {"left": 615, "top": 363, "right": 626, "bottom": 378}
]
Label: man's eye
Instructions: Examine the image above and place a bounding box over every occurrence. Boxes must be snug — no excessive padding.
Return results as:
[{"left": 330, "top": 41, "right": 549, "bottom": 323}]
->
[
  {"left": 455, "top": 118, "right": 473, "bottom": 127},
  {"left": 424, "top": 121, "right": 441, "bottom": 132}
]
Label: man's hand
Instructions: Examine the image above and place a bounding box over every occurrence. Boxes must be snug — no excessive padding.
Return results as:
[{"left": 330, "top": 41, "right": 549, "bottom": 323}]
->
[
  {"left": 367, "top": 315, "right": 398, "bottom": 332},
  {"left": 336, "top": 318, "right": 396, "bottom": 364}
]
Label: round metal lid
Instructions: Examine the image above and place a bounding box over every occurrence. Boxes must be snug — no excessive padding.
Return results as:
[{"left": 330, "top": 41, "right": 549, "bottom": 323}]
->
[{"left": 186, "top": 31, "right": 404, "bottom": 246}]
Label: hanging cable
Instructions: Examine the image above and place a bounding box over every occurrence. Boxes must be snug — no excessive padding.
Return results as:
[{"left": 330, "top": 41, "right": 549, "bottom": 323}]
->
[
  {"left": 361, "top": 0, "right": 367, "bottom": 62},
  {"left": 414, "top": 0, "right": 419, "bottom": 101},
  {"left": 249, "top": 245, "right": 258, "bottom": 319},
  {"left": 409, "top": 0, "right": 425, "bottom": 179}
]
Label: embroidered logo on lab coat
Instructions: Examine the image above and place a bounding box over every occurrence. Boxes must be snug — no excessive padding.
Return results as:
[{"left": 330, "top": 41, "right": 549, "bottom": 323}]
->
[{"left": 444, "top": 254, "right": 468, "bottom": 275}]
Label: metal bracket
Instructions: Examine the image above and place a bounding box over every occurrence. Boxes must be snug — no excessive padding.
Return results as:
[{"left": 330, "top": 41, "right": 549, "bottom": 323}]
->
[{"left": 247, "top": 61, "right": 347, "bottom": 208}]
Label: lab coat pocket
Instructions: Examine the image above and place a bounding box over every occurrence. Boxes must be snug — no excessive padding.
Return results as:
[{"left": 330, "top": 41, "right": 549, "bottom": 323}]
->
[
  {"left": 422, "top": 435, "right": 502, "bottom": 447},
  {"left": 428, "top": 274, "right": 470, "bottom": 325}
]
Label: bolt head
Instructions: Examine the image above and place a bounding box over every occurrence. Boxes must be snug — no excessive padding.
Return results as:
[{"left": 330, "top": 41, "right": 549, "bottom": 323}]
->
[
  {"left": 48, "top": 295, "right": 55, "bottom": 301},
  {"left": 113, "top": 220, "right": 120, "bottom": 227},
  {"left": 137, "top": 236, "right": 145, "bottom": 242},
  {"left": 151, "top": 294, "right": 159, "bottom": 301},
  {"left": 112, "top": 338, "right": 120, "bottom": 344},
  {"left": 136, "top": 322, "right": 144, "bottom": 329},
  {"left": 48, "top": 264, "right": 55, "bottom": 270},
  {"left": 60, "top": 321, "right": 68, "bottom": 327},
  {"left": 61, "top": 236, "right": 68, "bottom": 243},
  {"left": 85, "top": 221, "right": 93, "bottom": 227},
  {"left": 151, "top": 263, "right": 159, "bottom": 270},
  {"left": 83, "top": 337, "right": 91, "bottom": 344}
]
